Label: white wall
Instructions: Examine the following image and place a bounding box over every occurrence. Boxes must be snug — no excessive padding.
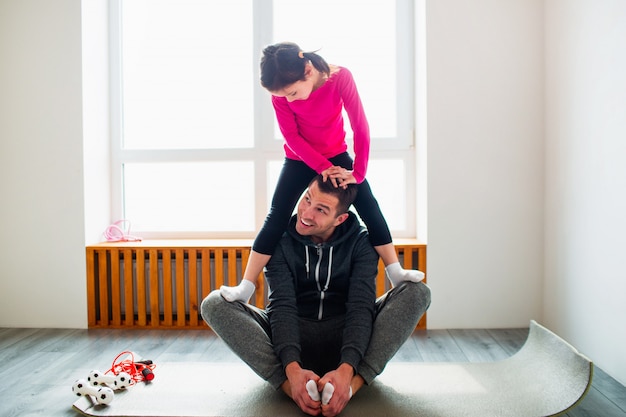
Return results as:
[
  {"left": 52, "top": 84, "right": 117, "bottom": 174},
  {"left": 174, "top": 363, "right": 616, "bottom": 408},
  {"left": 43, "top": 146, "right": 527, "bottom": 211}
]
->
[
  {"left": 424, "top": 0, "right": 545, "bottom": 328},
  {"left": 544, "top": 0, "right": 626, "bottom": 386},
  {"left": 82, "top": 0, "right": 112, "bottom": 244},
  {"left": 0, "top": 0, "right": 87, "bottom": 328}
]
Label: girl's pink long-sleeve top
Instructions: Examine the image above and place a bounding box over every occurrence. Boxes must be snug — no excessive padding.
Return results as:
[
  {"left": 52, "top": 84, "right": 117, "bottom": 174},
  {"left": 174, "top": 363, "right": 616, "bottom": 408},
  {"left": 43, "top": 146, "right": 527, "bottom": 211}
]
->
[{"left": 271, "top": 67, "right": 370, "bottom": 184}]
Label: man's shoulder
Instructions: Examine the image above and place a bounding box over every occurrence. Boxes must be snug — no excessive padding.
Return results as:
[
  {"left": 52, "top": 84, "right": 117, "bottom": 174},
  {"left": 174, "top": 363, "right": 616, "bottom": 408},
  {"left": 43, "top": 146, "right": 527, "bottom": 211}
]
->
[
  {"left": 352, "top": 228, "right": 378, "bottom": 256},
  {"left": 334, "top": 220, "right": 377, "bottom": 260}
]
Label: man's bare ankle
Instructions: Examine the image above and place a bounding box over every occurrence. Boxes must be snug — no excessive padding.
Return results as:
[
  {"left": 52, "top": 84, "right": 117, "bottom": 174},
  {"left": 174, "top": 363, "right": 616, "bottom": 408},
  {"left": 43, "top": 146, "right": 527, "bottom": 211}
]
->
[
  {"left": 350, "top": 374, "right": 365, "bottom": 395},
  {"left": 280, "top": 380, "right": 293, "bottom": 399}
]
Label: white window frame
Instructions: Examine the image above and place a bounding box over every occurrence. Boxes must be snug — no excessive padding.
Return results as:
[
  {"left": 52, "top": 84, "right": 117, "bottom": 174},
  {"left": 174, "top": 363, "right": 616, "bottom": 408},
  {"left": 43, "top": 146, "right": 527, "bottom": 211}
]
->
[{"left": 109, "top": 0, "right": 416, "bottom": 239}]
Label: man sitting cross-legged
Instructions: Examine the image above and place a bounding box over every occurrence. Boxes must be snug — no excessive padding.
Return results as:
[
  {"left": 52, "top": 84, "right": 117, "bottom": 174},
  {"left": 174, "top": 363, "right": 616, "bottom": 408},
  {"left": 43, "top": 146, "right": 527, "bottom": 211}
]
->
[{"left": 201, "top": 175, "right": 431, "bottom": 416}]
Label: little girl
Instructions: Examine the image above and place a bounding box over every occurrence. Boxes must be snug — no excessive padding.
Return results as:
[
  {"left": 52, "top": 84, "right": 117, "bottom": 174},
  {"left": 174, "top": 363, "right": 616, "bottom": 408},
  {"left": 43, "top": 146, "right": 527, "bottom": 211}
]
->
[{"left": 221, "top": 42, "right": 423, "bottom": 303}]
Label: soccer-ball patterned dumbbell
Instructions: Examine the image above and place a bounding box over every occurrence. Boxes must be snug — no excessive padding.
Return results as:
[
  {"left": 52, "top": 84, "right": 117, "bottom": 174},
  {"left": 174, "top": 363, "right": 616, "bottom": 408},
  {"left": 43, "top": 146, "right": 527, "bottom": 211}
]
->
[
  {"left": 87, "top": 370, "right": 132, "bottom": 390},
  {"left": 72, "top": 379, "right": 114, "bottom": 405}
]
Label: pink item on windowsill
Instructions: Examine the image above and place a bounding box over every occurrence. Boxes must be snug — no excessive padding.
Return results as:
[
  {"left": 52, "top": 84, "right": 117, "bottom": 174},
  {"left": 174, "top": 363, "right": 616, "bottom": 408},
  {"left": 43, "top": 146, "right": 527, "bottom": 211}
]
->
[{"left": 103, "top": 220, "right": 142, "bottom": 242}]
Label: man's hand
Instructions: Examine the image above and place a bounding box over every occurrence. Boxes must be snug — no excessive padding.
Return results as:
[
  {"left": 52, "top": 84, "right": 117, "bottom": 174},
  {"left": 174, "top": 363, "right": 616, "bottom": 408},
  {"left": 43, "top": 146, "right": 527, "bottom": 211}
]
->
[
  {"left": 318, "top": 363, "right": 354, "bottom": 416},
  {"left": 321, "top": 166, "right": 356, "bottom": 189},
  {"left": 284, "top": 362, "right": 322, "bottom": 416}
]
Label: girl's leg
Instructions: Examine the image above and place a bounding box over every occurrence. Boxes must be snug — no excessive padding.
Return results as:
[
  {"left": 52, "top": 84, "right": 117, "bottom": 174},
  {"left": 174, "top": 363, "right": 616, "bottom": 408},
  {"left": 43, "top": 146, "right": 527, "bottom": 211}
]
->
[
  {"left": 330, "top": 153, "right": 424, "bottom": 286},
  {"left": 220, "top": 251, "right": 271, "bottom": 302},
  {"left": 221, "top": 159, "right": 316, "bottom": 302},
  {"left": 359, "top": 192, "right": 424, "bottom": 285},
  {"left": 375, "top": 243, "right": 425, "bottom": 287}
]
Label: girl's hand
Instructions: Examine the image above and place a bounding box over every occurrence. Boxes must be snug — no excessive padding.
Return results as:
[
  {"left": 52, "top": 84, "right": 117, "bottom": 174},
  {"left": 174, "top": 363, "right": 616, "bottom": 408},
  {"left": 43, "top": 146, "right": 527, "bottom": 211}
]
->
[{"left": 321, "top": 166, "right": 356, "bottom": 189}]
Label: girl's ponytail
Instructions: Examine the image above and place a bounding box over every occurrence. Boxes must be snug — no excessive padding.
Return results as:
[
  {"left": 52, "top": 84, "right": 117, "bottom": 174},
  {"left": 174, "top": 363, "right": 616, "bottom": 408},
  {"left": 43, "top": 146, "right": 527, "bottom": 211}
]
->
[
  {"left": 260, "top": 42, "right": 330, "bottom": 91},
  {"left": 302, "top": 51, "right": 330, "bottom": 77}
]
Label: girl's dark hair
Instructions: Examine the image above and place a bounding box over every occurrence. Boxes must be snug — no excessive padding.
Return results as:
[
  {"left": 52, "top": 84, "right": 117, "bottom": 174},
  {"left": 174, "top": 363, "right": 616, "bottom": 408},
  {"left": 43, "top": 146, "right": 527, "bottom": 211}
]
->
[{"left": 260, "top": 42, "right": 330, "bottom": 92}]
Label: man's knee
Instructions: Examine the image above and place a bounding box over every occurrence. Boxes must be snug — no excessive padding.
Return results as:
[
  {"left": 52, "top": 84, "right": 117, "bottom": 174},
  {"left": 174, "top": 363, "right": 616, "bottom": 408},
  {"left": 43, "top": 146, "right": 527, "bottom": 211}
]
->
[
  {"left": 414, "top": 281, "right": 431, "bottom": 306},
  {"left": 200, "top": 290, "right": 226, "bottom": 326},
  {"left": 396, "top": 281, "right": 431, "bottom": 314}
]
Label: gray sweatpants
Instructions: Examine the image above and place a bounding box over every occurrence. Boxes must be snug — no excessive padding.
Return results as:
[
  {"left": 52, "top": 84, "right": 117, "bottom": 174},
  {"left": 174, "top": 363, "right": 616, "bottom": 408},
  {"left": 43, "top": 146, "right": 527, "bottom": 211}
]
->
[{"left": 201, "top": 281, "right": 431, "bottom": 390}]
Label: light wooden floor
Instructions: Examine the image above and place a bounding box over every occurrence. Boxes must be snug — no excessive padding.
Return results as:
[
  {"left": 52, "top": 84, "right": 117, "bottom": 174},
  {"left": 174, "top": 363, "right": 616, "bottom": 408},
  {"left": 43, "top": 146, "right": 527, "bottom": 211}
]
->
[{"left": 1, "top": 326, "right": 624, "bottom": 416}]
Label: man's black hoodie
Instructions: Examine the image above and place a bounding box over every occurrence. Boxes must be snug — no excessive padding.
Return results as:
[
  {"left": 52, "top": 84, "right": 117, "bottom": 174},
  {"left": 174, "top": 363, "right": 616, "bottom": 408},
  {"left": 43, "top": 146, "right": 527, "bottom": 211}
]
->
[{"left": 265, "top": 212, "right": 379, "bottom": 373}]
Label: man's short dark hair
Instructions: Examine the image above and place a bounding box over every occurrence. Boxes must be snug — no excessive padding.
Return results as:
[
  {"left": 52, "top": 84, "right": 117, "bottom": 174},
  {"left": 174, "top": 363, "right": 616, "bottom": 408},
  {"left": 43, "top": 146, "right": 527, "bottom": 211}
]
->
[{"left": 311, "top": 175, "right": 358, "bottom": 215}]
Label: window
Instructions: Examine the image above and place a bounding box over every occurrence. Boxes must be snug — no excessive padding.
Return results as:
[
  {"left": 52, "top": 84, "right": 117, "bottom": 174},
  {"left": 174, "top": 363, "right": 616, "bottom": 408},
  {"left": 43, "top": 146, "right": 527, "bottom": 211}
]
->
[{"left": 110, "top": 0, "right": 415, "bottom": 238}]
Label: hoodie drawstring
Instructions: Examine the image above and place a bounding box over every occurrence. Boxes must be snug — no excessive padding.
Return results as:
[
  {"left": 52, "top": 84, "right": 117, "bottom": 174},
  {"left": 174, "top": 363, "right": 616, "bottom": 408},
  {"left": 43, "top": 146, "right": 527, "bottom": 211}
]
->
[
  {"left": 305, "top": 246, "right": 310, "bottom": 277},
  {"left": 324, "top": 247, "right": 333, "bottom": 291}
]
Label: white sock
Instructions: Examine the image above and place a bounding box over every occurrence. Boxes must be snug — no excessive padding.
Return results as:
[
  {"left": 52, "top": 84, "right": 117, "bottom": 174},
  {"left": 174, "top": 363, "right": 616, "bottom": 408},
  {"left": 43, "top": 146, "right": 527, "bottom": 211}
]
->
[
  {"left": 321, "top": 382, "right": 334, "bottom": 405},
  {"left": 306, "top": 380, "right": 320, "bottom": 401},
  {"left": 385, "top": 262, "right": 425, "bottom": 287},
  {"left": 321, "top": 382, "right": 352, "bottom": 405},
  {"left": 219, "top": 280, "right": 256, "bottom": 303}
]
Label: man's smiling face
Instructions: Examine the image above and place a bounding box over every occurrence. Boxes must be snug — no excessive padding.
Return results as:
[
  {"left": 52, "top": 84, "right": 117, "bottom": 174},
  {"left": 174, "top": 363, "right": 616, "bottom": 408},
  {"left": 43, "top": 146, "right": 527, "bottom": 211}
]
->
[{"left": 295, "top": 181, "right": 348, "bottom": 244}]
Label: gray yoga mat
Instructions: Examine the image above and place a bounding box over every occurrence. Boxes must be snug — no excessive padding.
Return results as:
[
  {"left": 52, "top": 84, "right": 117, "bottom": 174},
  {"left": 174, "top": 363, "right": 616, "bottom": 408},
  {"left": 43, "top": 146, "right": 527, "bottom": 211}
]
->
[{"left": 73, "top": 320, "right": 593, "bottom": 417}]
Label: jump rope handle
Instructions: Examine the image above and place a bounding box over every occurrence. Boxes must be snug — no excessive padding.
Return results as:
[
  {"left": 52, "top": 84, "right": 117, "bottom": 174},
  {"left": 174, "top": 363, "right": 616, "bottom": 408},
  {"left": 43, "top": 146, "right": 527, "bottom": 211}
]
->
[{"left": 135, "top": 360, "right": 155, "bottom": 381}]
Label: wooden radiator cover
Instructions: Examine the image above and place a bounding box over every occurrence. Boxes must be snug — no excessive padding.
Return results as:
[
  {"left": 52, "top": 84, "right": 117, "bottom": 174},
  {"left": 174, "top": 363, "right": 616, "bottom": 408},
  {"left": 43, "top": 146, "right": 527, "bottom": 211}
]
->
[{"left": 86, "top": 239, "right": 426, "bottom": 329}]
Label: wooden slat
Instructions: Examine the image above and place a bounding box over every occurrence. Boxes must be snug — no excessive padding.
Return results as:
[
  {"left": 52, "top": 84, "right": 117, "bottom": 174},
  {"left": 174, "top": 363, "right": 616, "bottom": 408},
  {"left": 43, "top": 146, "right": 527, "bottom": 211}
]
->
[
  {"left": 399, "top": 247, "right": 411, "bottom": 269},
  {"left": 214, "top": 250, "right": 224, "bottom": 289},
  {"left": 162, "top": 250, "right": 173, "bottom": 326},
  {"left": 201, "top": 248, "right": 211, "bottom": 301},
  {"left": 254, "top": 271, "right": 266, "bottom": 309},
  {"left": 376, "top": 258, "right": 387, "bottom": 296},
  {"left": 418, "top": 246, "right": 427, "bottom": 275},
  {"left": 188, "top": 249, "right": 198, "bottom": 327},
  {"left": 175, "top": 249, "right": 186, "bottom": 327},
  {"left": 136, "top": 249, "right": 147, "bottom": 326},
  {"left": 97, "top": 249, "right": 109, "bottom": 326},
  {"left": 149, "top": 249, "right": 160, "bottom": 327},
  {"left": 110, "top": 248, "right": 121, "bottom": 326},
  {"left": 416, "top": 315, "right": 427, "bottom": 330},
  {"left": 227, "top": 249, "right": 237, "bottom": 287},
  {"left": 123, "top": 249, "right": 134, "bottom": 326}
]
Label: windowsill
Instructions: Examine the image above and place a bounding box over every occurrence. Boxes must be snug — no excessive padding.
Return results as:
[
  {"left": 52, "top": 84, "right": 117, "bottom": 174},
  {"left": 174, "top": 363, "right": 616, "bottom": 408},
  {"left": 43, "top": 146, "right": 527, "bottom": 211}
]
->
[{"left": 87, "top": 238, "right": 425, "bottom": 248}]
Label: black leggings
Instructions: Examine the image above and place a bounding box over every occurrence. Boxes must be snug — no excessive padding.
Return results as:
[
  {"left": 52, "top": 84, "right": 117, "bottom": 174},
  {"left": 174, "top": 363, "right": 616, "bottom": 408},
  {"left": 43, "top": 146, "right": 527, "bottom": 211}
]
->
[{"left": 252, "top": 152, "right": 392, "bottom": 255}]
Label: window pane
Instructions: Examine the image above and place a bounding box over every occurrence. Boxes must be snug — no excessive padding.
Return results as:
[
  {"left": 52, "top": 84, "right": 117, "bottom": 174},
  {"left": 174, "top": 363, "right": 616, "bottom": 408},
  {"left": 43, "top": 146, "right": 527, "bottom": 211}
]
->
[
  {"left": 273, "top": 0, "right": 397, "bottom": 139},
  {"left": 123, "top": 162, "right": 255, "bottom": 231},
  {"left": 363, "top": 160, "right": 406, "bottom": 231},
  {"left": 121, "top": 0, "right": 253, "bottom": 149},
  {"left": 267, "top": 160, "right": 305, "bottom": 215},
  {"left": 267, "top": 161, "right": 282, "bottom": 213}
]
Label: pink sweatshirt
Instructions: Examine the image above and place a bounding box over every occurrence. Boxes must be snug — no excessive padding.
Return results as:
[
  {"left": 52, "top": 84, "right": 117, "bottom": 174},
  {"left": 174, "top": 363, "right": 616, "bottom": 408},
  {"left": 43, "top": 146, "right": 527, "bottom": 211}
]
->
[{"left": 271, "top": 67, "right": 370, "bottom": 184}]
